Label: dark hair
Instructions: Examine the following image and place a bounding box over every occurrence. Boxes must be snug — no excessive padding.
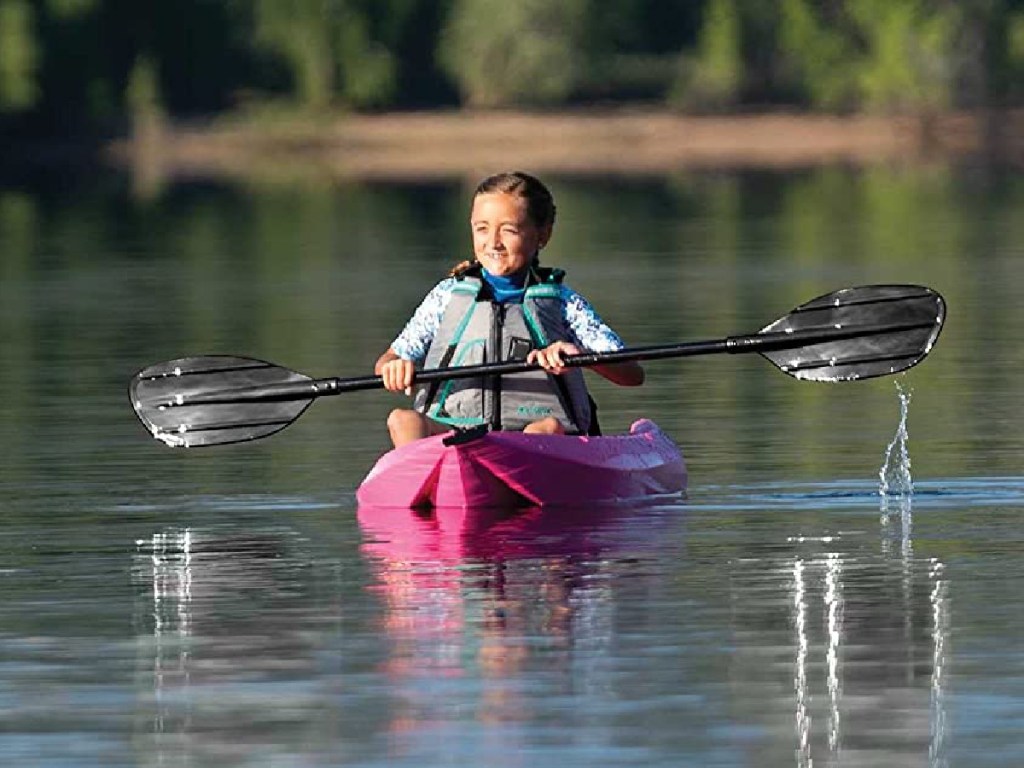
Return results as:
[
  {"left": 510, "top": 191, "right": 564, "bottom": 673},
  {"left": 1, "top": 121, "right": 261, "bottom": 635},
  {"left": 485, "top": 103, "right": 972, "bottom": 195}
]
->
[{"left": 473, "top": 170, "right": 556, "bottom": 230}]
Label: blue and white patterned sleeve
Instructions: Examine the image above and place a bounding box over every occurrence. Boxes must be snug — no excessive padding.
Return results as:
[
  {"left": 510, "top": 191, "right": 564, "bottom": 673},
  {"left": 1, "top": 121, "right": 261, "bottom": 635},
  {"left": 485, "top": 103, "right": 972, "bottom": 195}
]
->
[
  {"left": 561, "top": 286, "right": 626, "bottom": 352},
  {"left": 391, "top": 279, "right": 456, "bottom": 362}
]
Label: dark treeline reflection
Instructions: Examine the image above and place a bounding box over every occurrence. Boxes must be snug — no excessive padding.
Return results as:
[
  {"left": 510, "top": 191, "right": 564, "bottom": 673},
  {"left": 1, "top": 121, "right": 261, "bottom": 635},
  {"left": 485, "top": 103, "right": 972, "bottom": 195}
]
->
[{"left": 1, "top": 166, "right": 1022, "bottom": 507}]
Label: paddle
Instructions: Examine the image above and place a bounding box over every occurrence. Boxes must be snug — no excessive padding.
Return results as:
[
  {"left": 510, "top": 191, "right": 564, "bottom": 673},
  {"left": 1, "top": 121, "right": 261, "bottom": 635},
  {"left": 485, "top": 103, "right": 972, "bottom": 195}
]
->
[{"left": 130, "top": 284, "right": 944, "bottom": 447}]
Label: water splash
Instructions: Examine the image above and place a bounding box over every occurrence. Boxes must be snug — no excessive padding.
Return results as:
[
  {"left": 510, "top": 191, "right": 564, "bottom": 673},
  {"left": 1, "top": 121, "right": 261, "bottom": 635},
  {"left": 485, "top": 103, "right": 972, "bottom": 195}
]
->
[
  {"left": 879, "top": 380, "right": 913, "bottom": 553},
  {"left": 879, "top": 380, "right": 914, "bottom": 500}
]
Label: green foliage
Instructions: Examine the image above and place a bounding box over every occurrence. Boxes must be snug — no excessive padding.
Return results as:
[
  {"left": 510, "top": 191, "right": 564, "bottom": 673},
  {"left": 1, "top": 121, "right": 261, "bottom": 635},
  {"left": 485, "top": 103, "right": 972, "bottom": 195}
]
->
[
  {"left": 850, "top": 0, "right": 959, "bottom": 113},
  {"left": 778, "top": 0, "right": 858, "bottom": 110},
  {"left": 438, "top": 0, "right": 590, "bottom": 107},
  {"left": 777, "top": 0, "right": 960, "bottom": 113},
  {"left": 252, "top": 0, "right": 337, "bottom": 110},
  {"left": 1006, "top": 9, "right": 1024, "bottom": 99},
  {"left": 0, "top": 0, "right": 39, "bottom": 112},
  {"left": 671, "top": 0, "right": 743, "bottom": 111},
  {"left": 126, "top": 55, "right": 163, "bottom": 121},
  {"left": 248, "top": 0, "right": 397, "bottom": 110},
  {"left": 2, "top": 0, "right": 1024, "bottom": 131},
  {"left": 45, "top": 0, "right": 96, "bottom": 19},
  {"left": 336, "top": 4, "right": 396, "bottom": 108}
]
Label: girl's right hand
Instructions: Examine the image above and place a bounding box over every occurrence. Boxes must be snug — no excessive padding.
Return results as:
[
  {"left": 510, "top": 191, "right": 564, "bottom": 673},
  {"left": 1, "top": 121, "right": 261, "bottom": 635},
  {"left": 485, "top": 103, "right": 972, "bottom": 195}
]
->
[{"left": 380, "top": 358, "right": 416, "bottom": 393}]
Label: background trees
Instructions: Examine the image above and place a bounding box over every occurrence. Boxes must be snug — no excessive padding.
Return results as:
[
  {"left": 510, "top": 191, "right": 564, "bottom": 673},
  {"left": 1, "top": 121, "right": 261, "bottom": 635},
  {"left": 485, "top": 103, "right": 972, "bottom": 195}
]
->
[{"left": 1, "top": 0, "right": 1022, "bottom": 135}]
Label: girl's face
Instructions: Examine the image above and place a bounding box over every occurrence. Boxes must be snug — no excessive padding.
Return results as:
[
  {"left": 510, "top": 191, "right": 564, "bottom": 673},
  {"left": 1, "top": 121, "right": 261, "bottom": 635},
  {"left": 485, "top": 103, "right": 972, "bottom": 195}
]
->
[{"left": 470, "top": 192, "right": 551, "bottom": 276}]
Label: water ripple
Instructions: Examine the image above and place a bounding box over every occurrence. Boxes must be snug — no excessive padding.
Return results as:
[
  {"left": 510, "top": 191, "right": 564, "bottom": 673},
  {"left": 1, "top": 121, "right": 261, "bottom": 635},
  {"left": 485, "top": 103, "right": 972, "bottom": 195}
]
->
[{"left": 689, "top": 477, "right": 1024, "bottom": 511}]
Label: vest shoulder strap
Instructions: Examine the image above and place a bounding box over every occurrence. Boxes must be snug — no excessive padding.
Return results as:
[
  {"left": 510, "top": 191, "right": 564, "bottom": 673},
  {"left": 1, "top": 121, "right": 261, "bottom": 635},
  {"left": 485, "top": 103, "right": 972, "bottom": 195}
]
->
[
  {"left": 524, "top": 283, "right": 561, "bottom": 300},
  {"left": 530, "top": 266, "right": 565, "bottom": 285},
  {"left": 451, "top": 276, "right": 483, "bottom": 296}
]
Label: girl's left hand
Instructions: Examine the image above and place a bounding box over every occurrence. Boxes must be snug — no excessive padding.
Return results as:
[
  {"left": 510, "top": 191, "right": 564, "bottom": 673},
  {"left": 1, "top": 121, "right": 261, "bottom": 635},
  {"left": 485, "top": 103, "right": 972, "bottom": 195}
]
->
[{"left": 527, "top": 341, "right": 582, "bottom": 374}]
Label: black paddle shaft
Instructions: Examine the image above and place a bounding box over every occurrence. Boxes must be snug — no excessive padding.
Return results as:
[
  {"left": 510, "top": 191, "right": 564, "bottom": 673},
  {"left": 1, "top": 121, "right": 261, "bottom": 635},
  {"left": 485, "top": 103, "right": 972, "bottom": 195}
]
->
[{"left": 130, "top": 284, "right": 944, "bottom": 446}]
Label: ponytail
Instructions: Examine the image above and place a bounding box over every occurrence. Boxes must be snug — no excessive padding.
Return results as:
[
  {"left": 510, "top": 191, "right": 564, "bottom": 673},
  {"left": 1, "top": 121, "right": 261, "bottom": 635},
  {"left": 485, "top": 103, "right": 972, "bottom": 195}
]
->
[{"left": 449, "top": 259, "right": 479, "bottom": 277}]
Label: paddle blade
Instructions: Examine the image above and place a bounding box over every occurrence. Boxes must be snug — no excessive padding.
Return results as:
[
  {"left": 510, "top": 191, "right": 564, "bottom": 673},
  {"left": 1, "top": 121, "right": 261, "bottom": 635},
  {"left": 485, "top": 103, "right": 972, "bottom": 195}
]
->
[
  {"left": 130, "top": 356, "right": 313, "bottom": 447},
  {"left": 758, "top": 285, "right": 945, "bottom": 381}
]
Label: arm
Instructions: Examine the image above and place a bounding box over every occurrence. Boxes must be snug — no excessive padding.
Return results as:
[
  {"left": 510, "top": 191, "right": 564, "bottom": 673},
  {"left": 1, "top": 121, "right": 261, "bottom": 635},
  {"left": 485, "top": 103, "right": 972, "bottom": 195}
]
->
[
  {"left": 528, "top": 341, "right": 644, "bottom": 386},
  {"left": 558, "top": 287, "right": 645, "bottom": 387},
  {"left": 375, "top": 279, "right": 453, "bottom": 393}
]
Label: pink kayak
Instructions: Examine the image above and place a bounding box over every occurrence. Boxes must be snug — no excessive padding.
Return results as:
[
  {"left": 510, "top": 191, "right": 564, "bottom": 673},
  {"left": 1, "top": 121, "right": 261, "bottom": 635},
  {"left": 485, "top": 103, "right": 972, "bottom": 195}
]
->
[{"left": 355, "top": 418, "right": 686, "bottom": 509}]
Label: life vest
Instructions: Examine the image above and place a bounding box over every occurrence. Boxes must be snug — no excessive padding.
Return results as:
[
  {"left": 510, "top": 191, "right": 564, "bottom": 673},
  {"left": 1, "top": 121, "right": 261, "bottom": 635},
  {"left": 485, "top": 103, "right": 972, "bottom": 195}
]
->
[{"left": 412, "top": 268, "right": 593, "bottom": 434}]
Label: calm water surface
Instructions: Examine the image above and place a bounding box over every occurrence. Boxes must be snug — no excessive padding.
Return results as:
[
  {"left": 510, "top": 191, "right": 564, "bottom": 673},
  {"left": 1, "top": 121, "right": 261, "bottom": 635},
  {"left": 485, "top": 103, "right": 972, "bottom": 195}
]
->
[{"left": 1, "top": 167, "right": 1023, "bottom": 766}]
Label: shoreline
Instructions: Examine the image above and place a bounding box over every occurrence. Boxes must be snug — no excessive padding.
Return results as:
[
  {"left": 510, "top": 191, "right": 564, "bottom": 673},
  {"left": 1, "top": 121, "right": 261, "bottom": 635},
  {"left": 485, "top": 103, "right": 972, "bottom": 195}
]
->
[{"left": 48, "top": 108, "right": 1024, "bottom": 183}]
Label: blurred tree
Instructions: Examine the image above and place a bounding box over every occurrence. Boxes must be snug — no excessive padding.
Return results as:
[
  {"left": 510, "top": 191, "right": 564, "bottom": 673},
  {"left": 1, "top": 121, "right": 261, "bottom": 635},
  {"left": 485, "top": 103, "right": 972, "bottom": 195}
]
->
[
  {"left": 776, "top": 0, "right": 961, "bottom": 113},
  {"left": 252, "top": 0, "right": 336, "bottom": 110},
  {"left": 2, "top": 0, "right": 1024, "bottom": 137},
  {"left": 573, "top": 0, "right": 699, "bottom": 102},
  {"left": 24, "top": 0, "right": 118, "bottom": 132},
  {"left": 0, "top": 0, "right": 40, "bottom": 111},
  {"left": 670, "top": 0, "right": 743, "bottom": 111},
  {"left": 1001, "top": 5, "right": 1024, "bottom": 102},
  {"left": 850, "top": 0, "right": 959, "bottom": 113},
  {"left": 335, "top": 1, "right": 396, "bottom": 108},
  {"left": 246, "top": 0, "right": 398, "bottom": 110},
  {"left": 125, "top": 52, "right": 166, "bottom": 149},
  {"left": 777, "top": 0, "right": 858, "bottom": 110},
  {"left": 438, "top": 0, "right": 589, "bottom": 107},
  {"left": 47, "top": 0, "right": 96, "bottom": 15}
]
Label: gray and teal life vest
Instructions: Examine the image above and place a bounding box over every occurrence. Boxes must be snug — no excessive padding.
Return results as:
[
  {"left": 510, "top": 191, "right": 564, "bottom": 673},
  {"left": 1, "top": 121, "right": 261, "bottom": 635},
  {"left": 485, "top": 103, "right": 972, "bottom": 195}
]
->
[{"left": 412, "top": 268, "right": 593, "bottom": 434}]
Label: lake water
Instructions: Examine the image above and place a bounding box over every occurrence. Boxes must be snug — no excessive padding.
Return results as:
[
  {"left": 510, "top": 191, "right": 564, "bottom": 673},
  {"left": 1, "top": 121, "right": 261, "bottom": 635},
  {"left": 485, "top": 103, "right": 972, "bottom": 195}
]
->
[{"left": 1, "top": 165, "right": 1023, "bottom": 766}]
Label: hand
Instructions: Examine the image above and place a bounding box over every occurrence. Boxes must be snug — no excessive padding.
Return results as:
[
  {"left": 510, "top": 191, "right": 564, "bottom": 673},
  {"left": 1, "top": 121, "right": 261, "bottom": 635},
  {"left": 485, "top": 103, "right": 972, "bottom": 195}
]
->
[
  {"left": 527, "top": 341, "right": 582, "bottom": 375},
  {"left": 380, "top": 358, "right": 416, "bottom": 394}
]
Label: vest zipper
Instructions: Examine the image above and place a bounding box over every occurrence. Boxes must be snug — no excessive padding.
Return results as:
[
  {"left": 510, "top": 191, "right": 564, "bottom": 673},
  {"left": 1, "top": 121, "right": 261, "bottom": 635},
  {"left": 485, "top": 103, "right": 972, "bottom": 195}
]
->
[{"left": 490, "top": 303, "right": 506, "bottom": 430}]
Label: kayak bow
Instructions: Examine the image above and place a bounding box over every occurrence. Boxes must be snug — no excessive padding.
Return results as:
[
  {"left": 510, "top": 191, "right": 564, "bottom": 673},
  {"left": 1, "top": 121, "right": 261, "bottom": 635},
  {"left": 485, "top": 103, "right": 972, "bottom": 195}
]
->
[{"left": 355, "top": 418, "right": 686, "bottom": 509}]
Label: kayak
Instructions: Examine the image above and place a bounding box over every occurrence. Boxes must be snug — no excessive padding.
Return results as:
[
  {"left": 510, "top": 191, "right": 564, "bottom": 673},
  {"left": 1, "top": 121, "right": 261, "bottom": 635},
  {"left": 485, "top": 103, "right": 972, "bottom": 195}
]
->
[{"left": 355, "top": 418, "right": 686, "bottom": 509}]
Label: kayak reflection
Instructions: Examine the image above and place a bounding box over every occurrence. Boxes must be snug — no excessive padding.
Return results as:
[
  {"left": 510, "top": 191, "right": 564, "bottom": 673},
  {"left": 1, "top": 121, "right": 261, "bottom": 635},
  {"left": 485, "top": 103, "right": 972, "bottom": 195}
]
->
[
  {"left": 357, "top": 500, "right": 687, "bottom": 564},
  {"left": 357, "top": 501, "right": 688, "bottom": 747}
]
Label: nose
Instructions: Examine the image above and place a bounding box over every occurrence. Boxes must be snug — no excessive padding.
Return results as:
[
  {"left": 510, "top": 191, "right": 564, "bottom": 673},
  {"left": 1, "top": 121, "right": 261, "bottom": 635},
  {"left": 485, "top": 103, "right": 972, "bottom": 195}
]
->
[{"left": 487, "top": 229, "right": 504, "bottom": 251}]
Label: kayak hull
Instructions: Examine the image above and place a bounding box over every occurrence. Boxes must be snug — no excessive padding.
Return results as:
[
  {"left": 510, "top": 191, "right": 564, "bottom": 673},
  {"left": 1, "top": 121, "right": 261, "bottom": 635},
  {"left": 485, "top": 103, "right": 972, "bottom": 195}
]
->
[{"left": 355, "top": 418, "right": 686, "bottom": 509}]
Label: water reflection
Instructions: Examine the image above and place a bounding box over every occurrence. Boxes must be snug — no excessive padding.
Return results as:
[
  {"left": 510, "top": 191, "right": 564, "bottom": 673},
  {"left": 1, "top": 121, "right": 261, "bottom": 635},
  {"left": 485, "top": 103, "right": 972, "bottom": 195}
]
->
[
  {"left": 878, "top": 379, "right": 949, "bottom": 765},
  {"left": 790, "top": 552, "right": 849, "bottom": 768},
  {"left": 783, "top": 519, "right": 948, "bottom": 768},
  {"left": 793, "top": 551, "right": 846, "bottom": 765},
  {"left": 357, "top": 503, "right": 683, "bottom": 758},
  {"left": 142, "top": 529, "right": 194, "bottom": 750},
  {"left": 131, "top": 525, "right": 340, "bottom": 766},
  {"left": 704, "top": 477, "right": 950, "bottom": 768},
  {"left": 929, "top": 557, "right": 949, "bottom": 768},
  {"left": 882, "top": 487, "right": 949, "bottom": 768},
  {"left": 9, "top": 163, "right": 1021, "bottom": 762}
]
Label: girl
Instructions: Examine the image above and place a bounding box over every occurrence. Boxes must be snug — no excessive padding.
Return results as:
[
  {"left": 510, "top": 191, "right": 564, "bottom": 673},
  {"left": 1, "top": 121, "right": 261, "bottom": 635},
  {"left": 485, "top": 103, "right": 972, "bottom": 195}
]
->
[{"left": 375, "top": 171, "right": 643, "bottom": 448}]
